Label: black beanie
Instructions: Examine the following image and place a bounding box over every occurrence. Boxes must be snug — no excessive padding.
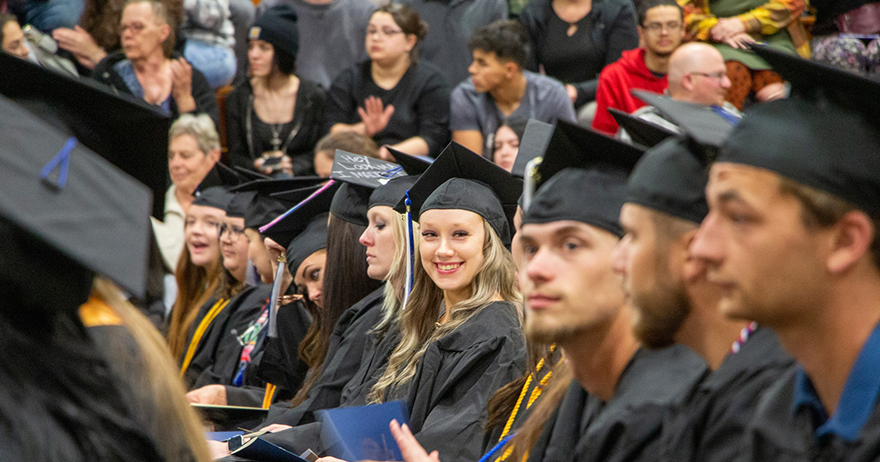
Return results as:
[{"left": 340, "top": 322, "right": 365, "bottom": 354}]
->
[{"left": 250, "top": 5, "right": 299, "bottom": 58}]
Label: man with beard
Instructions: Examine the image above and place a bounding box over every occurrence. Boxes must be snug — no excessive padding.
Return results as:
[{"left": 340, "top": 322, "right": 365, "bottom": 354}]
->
[
  {"left": 504, "top": 121, "right": 706, "bottom": 462},
  {"left": 690, "top": 46, "right": 880, "bottom": 461},
  {"left": 611, "top": 134, "right": 794, "bottom": 461}
]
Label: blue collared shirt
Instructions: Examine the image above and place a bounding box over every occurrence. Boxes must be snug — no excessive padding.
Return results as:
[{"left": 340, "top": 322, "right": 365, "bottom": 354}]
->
[{"left": 793, "top": 320, "right": 880, "bottom": 442}]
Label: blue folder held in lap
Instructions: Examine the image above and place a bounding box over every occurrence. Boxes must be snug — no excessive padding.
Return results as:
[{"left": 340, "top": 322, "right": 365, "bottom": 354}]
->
[{"left": 317, "top": 401, "right": 410, "bottom": 462}]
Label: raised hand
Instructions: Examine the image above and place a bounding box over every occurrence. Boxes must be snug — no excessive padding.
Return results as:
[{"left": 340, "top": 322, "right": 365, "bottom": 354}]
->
[{"left": 357, "top": 96, "right": 395, "bottom": 136}]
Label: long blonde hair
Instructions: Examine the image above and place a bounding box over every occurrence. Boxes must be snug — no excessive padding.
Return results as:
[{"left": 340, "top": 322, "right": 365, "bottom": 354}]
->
[
  {"left": 369, "top": 220, "right": 521, "bottom": 402},
  {"left": 92, "top": 277, "right": 211, "bottom": 462},
  {"left": 373, "top": 211, "right": 418, "bottom": 338}
]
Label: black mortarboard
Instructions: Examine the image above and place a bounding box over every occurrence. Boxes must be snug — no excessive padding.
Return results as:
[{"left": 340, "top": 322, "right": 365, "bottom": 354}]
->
[
  {"left": 717, "top": 45, "right": 880, "bottom": 218},
  {"left": 523, "top": 121, "right": 645, "bottom": 237},
  {"left": 387, "top": 147, "right": 433, "bottom": 175},
  {"left": 228, "top": 176, "right": 325, "bottom": 195},
  {"left": 609, "top": 108, "right": 678, "bottom": 149},
  {"left": 511, "top": 119, "right": 555, "bottom": 178},
  {"left": 197, "top": 162, "right": 241, "bottom": 192},
  {"left": 0, "top": 94, "right": 152, "bottom": 297},
  {"left": 227, "top": 184, "right": 293, "bottom": 230},
  {"left": 261, "top": 181, "right": 340, "bottom": 248},
  {"left": 369, "top": 175, "right": 421, "bottom": 210},
  {"left": 0, "top": 53, "right": 169, "bottom": 219},
  {"left": 286, "top": 213, "right": 329, "bottom": 276},
  {"left": 395, "top": 142, "right": 523, "bottom": 245},
  {"left": 626, "top": 137, "right": 709, "bottom": 224},
  {"left": 192, "top": 187, "right": 236, "bottom": 211},
  {"left": 631, "top": 90, "right": 736, "bottom": 150},
  {"left": 330, "top": 151, "right": 406, "bottom": 226},
  {"left": 193, "top": 163, "right": 240, "bottom": 210},
  {"left": 535, "top": 120, "right": 644, "bottom": 189},
  {"left": 234, "top": 166, "right": 272, "bottom": 181}
]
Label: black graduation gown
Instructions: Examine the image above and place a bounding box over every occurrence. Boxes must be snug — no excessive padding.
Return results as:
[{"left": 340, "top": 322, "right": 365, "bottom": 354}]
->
[
  {"left": 338, "top": 320, "right": 401, "bottom": 407},
  {"left": 0, "top": 310, "right": 165, "bottom": 462},
  {"left": 526, "top": 380, "right": 602, "bottom": 462},
  {"left": 572, "top": 345, "right": 707, "bottom": 462},
  {"left": 190, "top": 283, "right": 272, "bottom": 389},
  {"left": 253, "top": 299, "right": 314, "bottom": 403},
  {"left": 658, "top": 327, "right": 794, "bottom": 462},
  {"left": 742, "top": 367, "right": 880, "bottom": 462},
  {"left": 398, "top": 301, "right": 527, "bottom": 462}
]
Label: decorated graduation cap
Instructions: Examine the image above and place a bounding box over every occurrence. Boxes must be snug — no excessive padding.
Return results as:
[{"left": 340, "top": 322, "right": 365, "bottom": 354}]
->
[
  {"left": 631, "top": 90, "right": 738, "bottom": 152},
  {"left": 395, "top": 142, "right": 523, "bottom": 245},
  {"left": 329, "top": 150, "right": 407, "bottom": 226},
  {"left": 626, "top": 137, "right": 709, "bottom": 224},
  {"left": 511, "top": 119, "right": 555, "bottom": 178},
  {"left": 523, "top": 121, "right": 645, "bottom": 237},
  {"left": 0, "top": 94, "right": 153, "bottom": 299},
  {"left": 608, "top": 108, "right": 678, "bottom": 149},
  {"left": 0, "top": 52, "right": 169, "bottom": 219},
  {"left": 715, "top": 44, "right": 880, "bottom": 218}
]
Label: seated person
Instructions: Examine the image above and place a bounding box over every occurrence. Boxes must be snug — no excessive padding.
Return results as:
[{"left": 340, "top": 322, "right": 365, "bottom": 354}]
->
[
  {"left": 226, "top": 5, "right": 326, "bottom": 177},
  {"left": 151, "top": 114, "right": 221, "bottom": 272},
  {"left": 325, "top": 3, "right": 450, "bottom": 159},
  {"left": 491, "top": 117, "right": 526, "bottom": 172},
  {"left": 180, "top": 0, "right": 236, "bottom": 88},
  {"left": 617, "top": 42, "right": 741, "bottom": 142},
  {"left": 256, "top": 0, "right": 375, "bottom": 90},
  {"left": 1, "top": 14, "right": 32, "bottom": 60},
  {"left": 678, "top": 0, "right": 804, "bottom": 110},
  {"left": 592, "top": 0, "right": 684, "bottom": 135},
  {"left": 93, "top": 0, "right": 220, "bottom": 126},
  {"left": 313, "top": 131, "right": 380, "bottom": 178},
  {"left": 519, "top": 0, "right": 639, "bottom": 108},
  {"left": 450, "top": 20, "right": 575, "bottom": 157}
]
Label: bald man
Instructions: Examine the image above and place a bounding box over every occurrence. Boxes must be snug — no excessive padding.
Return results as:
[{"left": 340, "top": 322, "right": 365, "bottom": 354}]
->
[{"left": 618, "top": 42, "right": 742, "bottom": 141}]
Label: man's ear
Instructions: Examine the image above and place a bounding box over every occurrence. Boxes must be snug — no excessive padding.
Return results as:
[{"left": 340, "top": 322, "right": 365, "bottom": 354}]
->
[
  {"left": 159, "top": 23, "right": 171, "bottom": 43},
  {"left": 504, "top": 61, "right": 520, "bottom": 79},
  {"left": 827, "top": 210, "right": 875, "bottom": 275}
]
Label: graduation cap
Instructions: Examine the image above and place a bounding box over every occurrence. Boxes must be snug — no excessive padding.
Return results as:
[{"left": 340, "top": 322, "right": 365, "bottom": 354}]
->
[
  {"left": 0, "top": 94, "right": 152, "bottom": 298},
  {"left": 511, "top": 119, "right": 555, "bottom": 178},
  {"left": 394, "top": 142, "right": 523, "bottom": 245},
  {"left": 192, "top": 163, "right": 241, "bottom": 211},
  {"left": 260, "top": 180, "right": 341, "bottom": 248},
  {"left": 387, "top": 147, "right": 433, "bottom": 175},
  {"left": 523, "top": 121, "right": 646, "bottom": 237},
  {"left": 631, "top": 90, "right": 737, "bottom": 151},
  {"left": 228, "top": 176, "right": 326, "bottom": 195},
  {"left": 234, "top": 166, "right": 272, "bottom": 181},
  {"left": 609, "top": 108, "right": 678, "bottom": 149},
  {"left": 330, "top": 151, "right": 407, "bottom": 226},
  {"left": 717, "top": 44, "right": 880, "bottom": 218},
  {"left": 626, "top": 136, "right": 709, "bottom": 224},
  {"left": 286, "top": 212, "right": 329, "bottom": 277},
  {"left": 0, "top": 52, "right": 169, "bottom": 219}
]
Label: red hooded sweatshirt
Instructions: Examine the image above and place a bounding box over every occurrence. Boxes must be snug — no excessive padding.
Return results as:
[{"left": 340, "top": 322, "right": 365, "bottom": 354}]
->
[{"left": 592, "top": 48, "right": 669, "bottom": 135}]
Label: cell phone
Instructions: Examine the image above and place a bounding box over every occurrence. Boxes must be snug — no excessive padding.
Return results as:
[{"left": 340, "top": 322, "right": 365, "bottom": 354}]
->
[{"left": 262, "top": 155, "right": 282, "bottom": 168}]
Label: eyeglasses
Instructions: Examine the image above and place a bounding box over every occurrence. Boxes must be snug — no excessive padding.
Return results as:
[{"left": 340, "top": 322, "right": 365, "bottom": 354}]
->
[
  {"left": 366, "top": 27, "right": 404, "bottom": 38},
  {"left": 643, "top": 21, "right": 682, "bottom": 33},
  {"left": 119, "top": 22, "right": 147, "bottom": 35},
  {"left": 218, "top": 223, "right": 248, "bottom": 241},
  {"left": 690, "top": 71, "right": 729, "bottom": 80}
]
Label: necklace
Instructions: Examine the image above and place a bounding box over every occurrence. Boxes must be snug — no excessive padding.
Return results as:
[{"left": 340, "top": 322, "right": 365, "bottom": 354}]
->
[{"left": 269, "top": 123, "right": 284, "bottom": 151}]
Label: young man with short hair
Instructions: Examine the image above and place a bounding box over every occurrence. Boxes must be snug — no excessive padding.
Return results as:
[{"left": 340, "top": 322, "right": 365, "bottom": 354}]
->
[
  {"left": 690, "top": 48, "right": 880, "bottom": 460},
  {"left": 450, "top": 20, "right": 575, "bottom": 157},
  {"left": 591, "top": 0, "right": 684, "bottom": 135}
]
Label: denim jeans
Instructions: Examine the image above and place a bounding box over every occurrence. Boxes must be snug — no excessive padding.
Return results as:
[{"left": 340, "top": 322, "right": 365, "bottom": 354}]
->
[{"left": 184, "top": 38, "right": 237, "bottom": 89}]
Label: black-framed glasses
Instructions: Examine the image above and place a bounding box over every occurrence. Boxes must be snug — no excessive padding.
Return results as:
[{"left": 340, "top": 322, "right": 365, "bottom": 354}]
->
[{"left": 218, "top": 222, "right": 247, "bottom": 241}]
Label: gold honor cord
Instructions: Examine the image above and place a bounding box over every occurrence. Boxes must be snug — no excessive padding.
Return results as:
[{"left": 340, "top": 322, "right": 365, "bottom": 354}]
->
[{"left": 179, "top": 298, "right": 230, "bottom": 378}]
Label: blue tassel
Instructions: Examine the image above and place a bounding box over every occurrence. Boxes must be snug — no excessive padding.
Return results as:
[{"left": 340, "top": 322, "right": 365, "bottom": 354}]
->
[
  {"left": 40, "top": 137, "right": 77, "bottom": 189},
  {"left": 478, "top": 432, "right": 516, "bottom": 462},
  {"left": 403, "top": 190, "right": 415, "bottom": 308}
]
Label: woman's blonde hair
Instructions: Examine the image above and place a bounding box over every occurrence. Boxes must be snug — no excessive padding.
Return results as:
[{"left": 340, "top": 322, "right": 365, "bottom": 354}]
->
[
  {"left": 373, "top": 211, "right": 418, "bottom": 337},
  {"left": 369, "top": 219, "right": 521, "bottom": 402},
  {"left": 92, "top": 277, "right": 211, "bottom": 462}
]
